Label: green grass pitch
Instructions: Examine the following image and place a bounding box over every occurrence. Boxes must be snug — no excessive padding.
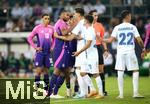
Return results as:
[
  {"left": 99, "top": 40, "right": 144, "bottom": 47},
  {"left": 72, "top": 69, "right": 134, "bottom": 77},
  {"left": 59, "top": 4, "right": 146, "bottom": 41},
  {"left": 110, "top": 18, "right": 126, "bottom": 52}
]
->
[{"left": 50, "top": 77, "right": 150, "bottom": 104}]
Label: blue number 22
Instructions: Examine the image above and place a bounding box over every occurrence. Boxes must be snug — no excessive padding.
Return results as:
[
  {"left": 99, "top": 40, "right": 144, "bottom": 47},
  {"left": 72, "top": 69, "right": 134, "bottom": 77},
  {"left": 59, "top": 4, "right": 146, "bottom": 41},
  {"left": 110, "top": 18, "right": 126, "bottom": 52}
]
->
[{"left": 119, "top": 32, "right": 134, "bottom": 45}]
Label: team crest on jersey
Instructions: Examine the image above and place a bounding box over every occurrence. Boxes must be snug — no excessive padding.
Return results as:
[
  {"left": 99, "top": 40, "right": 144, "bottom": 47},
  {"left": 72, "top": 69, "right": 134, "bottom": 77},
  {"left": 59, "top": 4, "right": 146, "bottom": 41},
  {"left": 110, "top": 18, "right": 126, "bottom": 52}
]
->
[
  {"left": 45, "top": 33, "right": 49, "bottom": 39},
  {"left": 41, "top": 30, "right": 44, "bottom": 33}
]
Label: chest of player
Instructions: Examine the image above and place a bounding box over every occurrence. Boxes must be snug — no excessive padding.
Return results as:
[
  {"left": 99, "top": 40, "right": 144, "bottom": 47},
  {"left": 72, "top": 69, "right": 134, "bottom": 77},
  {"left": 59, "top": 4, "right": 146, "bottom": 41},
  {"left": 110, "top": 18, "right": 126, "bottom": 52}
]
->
[{"left": 37, "top": 28, "right": 53, "bottom": 39}]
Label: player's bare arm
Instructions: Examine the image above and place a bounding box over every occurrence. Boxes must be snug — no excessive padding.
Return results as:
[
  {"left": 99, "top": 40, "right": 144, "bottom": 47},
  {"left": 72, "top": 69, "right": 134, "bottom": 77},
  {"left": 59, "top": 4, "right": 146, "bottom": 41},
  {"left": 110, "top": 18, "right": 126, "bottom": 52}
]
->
[
  {"left": 72, "top": 40, "right": 92, "bottom": 56},
  {"left": 61, "top": 20, "right": 77, "bottom": 35},
  {"left": 54, "top": 32, "right": 75, "bottom": 41},
  {"left": 135, "top": 36, "right": 147, "bottom": 58},
  {"left": 102, "top": 36, "right": 116, "bottom": 43}
]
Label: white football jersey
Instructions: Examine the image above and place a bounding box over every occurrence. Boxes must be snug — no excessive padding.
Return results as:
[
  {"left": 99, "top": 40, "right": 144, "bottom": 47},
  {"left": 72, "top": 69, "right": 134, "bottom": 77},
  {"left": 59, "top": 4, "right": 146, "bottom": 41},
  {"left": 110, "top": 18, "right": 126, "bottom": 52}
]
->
[
  {"left": 72, "top": 19, "right": 87, "bottom": 66},
  {"left": 85, "top": 26, "right": 98, "bottom": 60},
  {"left": 111, "top": 22, "right": 140, "bottom": 53}
]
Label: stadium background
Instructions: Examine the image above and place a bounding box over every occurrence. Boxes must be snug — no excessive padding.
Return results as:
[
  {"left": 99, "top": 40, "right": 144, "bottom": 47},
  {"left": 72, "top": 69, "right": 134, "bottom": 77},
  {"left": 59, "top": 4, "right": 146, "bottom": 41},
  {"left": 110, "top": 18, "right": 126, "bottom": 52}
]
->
[
  {"left": 0, "top": 0, "right": 149, "bottom": 78},
  {"left": 0, "top": 0, "right": 149, "bottom": 104}
]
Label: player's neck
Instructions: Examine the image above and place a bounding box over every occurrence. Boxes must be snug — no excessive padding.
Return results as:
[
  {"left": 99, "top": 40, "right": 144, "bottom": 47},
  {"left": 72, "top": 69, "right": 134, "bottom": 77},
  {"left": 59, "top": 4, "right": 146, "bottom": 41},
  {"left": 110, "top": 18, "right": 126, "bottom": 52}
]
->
[
  {"left": 93, "top": 20, "right": 97, "bottom": 24},
  {"left": 123, "top": 19, "right": 130, "bottom": 23},
  {"left": 42, "top": 23, "right": 48, "bottom": 27},
  {"left": 79, "top": 16, "right": 84, "bottom": 21},
  {"left": 86, "top": 23, "right": 92, "bottom": 28}
]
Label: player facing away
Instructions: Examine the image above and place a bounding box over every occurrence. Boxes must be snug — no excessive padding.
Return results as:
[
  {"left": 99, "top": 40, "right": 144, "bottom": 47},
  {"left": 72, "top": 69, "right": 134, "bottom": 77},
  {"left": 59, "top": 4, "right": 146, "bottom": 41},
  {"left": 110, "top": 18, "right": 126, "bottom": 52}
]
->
[
  {"left": 27, "top": 13, "right": 54, "bottom": 96},
  {"left": 48, "top": 10, "right": 78, "bottom": 98},
  {"left": 102, "top": 10, "right": 145, "bottom": 99},
  {"left": 89, "top": 9, "right": 109, "bottom": 96}
]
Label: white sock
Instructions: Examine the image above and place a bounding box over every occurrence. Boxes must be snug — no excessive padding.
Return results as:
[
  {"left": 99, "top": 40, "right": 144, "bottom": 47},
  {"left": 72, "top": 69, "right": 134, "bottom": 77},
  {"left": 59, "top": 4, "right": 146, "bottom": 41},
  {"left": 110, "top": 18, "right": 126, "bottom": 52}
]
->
[
  {"left": 117, "top": 71, "right": 124, "bottom": 97},
  {"left": 133, "top": 71, "right": 139, "bottom": 96},
  {"left": 82, "top": 74, "right": 95, "bottom": 91},
  {"left": 70, "top": 74, "right": 75, "bottom": 89},
  {"left": 95, "top": 76, "right": 103, "bottom": 96},
  {"left": 75, "top": 69, "right": 86, "bottom": 96}
]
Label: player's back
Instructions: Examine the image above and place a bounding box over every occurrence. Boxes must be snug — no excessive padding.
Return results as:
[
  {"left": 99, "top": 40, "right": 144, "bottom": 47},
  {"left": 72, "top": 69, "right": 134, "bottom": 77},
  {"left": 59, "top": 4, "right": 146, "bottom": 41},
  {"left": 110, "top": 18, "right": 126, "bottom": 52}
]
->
[{"left": 112, "top": 22, "right": 140, "bottom": 54}]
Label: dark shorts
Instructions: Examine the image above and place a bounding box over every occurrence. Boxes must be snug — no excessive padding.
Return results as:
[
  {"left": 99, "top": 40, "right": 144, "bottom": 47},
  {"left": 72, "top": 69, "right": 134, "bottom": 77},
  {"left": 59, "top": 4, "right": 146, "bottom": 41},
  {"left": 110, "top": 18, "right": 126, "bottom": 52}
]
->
[
  {"left": 69, "top": 55, "right": 75, "bottom": 68},
  {"left": 34, "top": 52, "right": 51, "bottom": 68},
  {"left": 97, "top": 45, "right": 104, "bottom": 65},
  {"left": 53, "top": 48, "right": 71, "bottom": 69}
]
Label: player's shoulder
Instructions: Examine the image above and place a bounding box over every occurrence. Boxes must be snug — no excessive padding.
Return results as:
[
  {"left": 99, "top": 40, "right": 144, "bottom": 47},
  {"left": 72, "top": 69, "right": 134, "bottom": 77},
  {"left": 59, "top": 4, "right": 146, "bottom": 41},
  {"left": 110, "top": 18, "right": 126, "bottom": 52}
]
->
[
  {"left": 47, "top": 25, "right": 54, "bottom": 29},
  {"left": 79, "top": 19, "right": 85, "bottom": 26},
  {"left": 33, "top": 24, "right": 42, "bottom": 30},
  {"left": 95, "top": 22, "right": 104, "bottom": 27}
]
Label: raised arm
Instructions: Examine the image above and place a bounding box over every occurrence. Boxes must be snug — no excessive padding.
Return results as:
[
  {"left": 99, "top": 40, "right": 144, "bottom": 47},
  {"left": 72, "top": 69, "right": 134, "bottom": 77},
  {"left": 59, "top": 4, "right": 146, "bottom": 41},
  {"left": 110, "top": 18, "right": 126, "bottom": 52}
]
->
[{"left": 54, "top": 32, "right": 75, "bottom": 41}]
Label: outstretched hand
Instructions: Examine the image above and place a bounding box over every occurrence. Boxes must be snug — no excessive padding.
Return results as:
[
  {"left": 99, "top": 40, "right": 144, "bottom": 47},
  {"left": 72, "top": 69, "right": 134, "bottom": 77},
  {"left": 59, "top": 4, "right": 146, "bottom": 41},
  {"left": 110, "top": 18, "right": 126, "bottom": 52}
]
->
[{"left": 72, "top": 51, "right": 80, "bottom": 57}]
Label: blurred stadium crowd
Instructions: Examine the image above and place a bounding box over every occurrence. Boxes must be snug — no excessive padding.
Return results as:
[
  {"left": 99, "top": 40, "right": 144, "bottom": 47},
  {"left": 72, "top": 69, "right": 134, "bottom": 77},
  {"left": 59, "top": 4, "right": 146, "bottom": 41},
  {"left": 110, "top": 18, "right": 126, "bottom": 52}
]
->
[{"left": 0, "top": 0, "right": 149, "bottom": 78}]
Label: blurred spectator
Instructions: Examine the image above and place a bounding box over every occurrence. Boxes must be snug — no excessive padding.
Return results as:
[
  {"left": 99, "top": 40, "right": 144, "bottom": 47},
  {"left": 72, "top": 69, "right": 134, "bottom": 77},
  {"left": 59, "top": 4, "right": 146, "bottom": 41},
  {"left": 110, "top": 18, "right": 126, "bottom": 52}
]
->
[
  {"left": 0, "top": 0, "right": 9, "bottom": 17},
  {"left": 34, "top": 16, "right": 42, "bottom": 25},
  {"left": 123, "top": 0, "right": 143, "bottom": 6},
  {"left": 25, "top": 17, "right": 35, "bottom": 31},
  {"left": 83, "top": 2, "right": 93, "bottom": 14},
  {"left": 0, "top": 52, "right": 6, "bottom": 77},
  {"left": 6, "top": 52, "right": 19, "bottom": 77},
  {"left": 25, "top": 59, "right": 33, "bottom": 78},
  {"left": 94, "top": 0, "right": 106, "bottom": 14},
  {"left": 19, "top": 53, "right": 33, "bottom": 77},
  {"left": 33, "top": 3, "right": 42, "bottom": 17},
  {"left": 110, "top": 0, "right": 122, "bottom": 5},
  {"left": 19, "top": 53, "right": 28, "bottom": 70},
  {"left": 22, "top": 2, "right": 33, "bottom": 19},
  {"left": 110, "top": 17, "right": 120, "bottom": 27},
  {"left": 135, "top": 17, "right": 145, "bottom": 38},
  {"left": 65, "top": 2, "right": 74, "bottom": 13},
  {"left": 13, "top": 18, "right": 26, "bottom": 32},
  {"left": 42, "top": 2, "right": 52, "bottom": 15},
  {"left": 11, "top": 3, "right": 22, "bottom": 19},
  {"left": 134, "top": 0, "right": 143, "bottom": 7},
  {"left": 53, "top": 0, "right": 64, "bottom": 22},
  {"left": 5, "top": 19, "right": 14, "bottom": 32}
]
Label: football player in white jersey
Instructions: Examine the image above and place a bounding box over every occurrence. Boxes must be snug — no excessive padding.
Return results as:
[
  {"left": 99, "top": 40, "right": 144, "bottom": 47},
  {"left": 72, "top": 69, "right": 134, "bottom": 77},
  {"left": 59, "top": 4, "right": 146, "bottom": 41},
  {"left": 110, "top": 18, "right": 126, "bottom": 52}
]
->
[
  {"left": 73, "top": 14, "right": 104, "bottom": 99},
  {"left": 101, "top": 10, "right": 146, "bottom": 99},
  {"left": 72, "top": 8, "right": 98, "bottom": 98}
]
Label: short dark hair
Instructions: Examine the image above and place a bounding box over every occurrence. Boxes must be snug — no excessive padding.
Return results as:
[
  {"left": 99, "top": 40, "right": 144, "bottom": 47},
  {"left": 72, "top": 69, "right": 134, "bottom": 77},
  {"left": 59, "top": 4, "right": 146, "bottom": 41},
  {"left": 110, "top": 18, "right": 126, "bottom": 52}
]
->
[
  {"left": 60, "top": 10, "right": 69, "bottom": 14},
  {"left": 84, "top": 15, "right": 94, "bottom": 24},
  {"left": 42, "top": 13, "right": 49, "bottom": 18},
  {"left": 75, "top": 8, "right": 84, "bottom": 16},
  {"left": 121, "top": 10, "right": 131, "bottom": 19},
  {"left": 89, "top": 9, "right": 97, "bottom": 15}
]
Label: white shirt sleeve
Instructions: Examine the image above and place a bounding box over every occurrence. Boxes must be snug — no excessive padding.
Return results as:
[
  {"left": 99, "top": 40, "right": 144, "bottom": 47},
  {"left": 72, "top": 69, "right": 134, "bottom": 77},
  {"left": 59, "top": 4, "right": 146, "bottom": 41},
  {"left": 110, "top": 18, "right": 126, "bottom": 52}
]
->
[
  {"left": 111, "top": 26, "right": 118, "bottom": 38},
  {"left": 72, "top": 22, "right": 81, "bottom": 35},
  {"left": 85, "top": 29, "right": 93, "bottom": 40},
  {"left": 133, "top": 26, "right": 140, "bottom": 38}
]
